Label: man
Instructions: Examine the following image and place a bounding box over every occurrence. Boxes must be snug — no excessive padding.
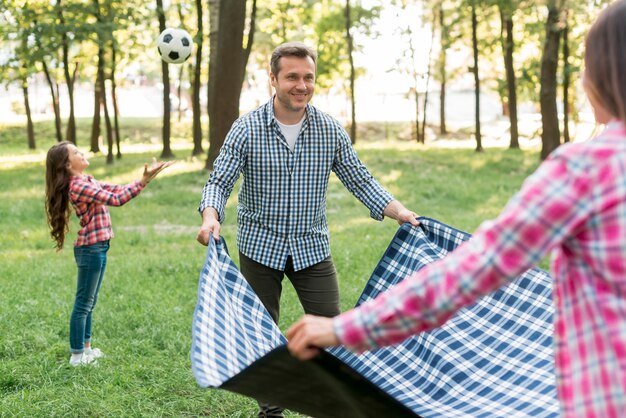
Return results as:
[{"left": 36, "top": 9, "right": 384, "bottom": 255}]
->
[{"left": 196, "top": 42, "right": 419, "bottom": 418}]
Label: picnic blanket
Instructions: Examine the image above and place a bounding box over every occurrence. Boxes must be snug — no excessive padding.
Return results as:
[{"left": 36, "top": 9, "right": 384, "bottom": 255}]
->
[{"left": 191, "top": 217, "right": 559, "bottom": 418}]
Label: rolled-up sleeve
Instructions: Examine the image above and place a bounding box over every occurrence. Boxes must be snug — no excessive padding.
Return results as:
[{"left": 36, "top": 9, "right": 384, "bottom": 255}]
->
[
  {"left": 199, "top": 120, "right": 248, "bottom": 222},
  {"left": 332, "top": 126, "right": 393, "bottom": 220}
]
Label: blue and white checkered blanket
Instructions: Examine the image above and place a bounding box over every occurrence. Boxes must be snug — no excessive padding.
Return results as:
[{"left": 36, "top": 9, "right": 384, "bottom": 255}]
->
[{"left": 191, "top": 218, "right": 559, "bottom": 417}]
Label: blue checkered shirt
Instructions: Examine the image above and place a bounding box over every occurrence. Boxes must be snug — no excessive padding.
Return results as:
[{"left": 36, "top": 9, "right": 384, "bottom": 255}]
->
[{"left": 199, "top": 99, "right": 394, "bottom": 271}]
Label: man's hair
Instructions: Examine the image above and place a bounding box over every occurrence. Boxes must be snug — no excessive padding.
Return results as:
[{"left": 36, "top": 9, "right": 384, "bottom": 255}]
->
[
  {"left": 584, "top": 0, "right": 626, "bottom": 124},
  {"left": 270, "top": 42, "right": 317, "bottom": 76}
]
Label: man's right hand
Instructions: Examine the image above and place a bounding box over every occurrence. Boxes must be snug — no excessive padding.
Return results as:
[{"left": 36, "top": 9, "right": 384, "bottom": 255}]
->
[{"left": 196, "top": 208, "right": 221, "bottom": 245}]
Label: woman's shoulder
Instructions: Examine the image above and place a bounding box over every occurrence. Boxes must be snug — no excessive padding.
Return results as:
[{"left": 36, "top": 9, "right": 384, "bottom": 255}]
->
[
  {"left": 549, "top": 123, "right": 626, "bottom": 181},
  {"left": 554, "top": 123, "right": 626, "bottom": 159}
]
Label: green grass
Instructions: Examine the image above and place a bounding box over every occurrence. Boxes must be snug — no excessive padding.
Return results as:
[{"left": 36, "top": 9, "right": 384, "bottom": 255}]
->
[{"left": 0, "top": 118, "right": 543, "bottom": 417}]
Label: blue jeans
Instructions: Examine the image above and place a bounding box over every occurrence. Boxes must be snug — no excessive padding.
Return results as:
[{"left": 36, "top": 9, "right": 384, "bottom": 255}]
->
[{"left": 70, "top": 240, "right": 109, "bottom": 353}]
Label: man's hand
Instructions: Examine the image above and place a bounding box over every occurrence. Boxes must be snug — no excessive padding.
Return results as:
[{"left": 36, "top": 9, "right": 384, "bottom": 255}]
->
[
  {"left": 286, "top": 315, "right": 339, "bottom": 361},
  {"left": 383, "top": 200, "right": 420, "bottom": 226},
  {"left": 196, "top": 207, "right": 221, "bottom": 245}
]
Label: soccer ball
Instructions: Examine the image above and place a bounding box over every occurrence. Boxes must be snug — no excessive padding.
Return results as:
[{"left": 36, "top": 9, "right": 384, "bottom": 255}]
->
[{"left": 157, "top": 28, "right": 193, "bottom": 64}]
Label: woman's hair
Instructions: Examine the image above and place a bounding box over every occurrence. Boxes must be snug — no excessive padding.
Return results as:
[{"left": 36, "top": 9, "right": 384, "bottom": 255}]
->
[
  {"left": 270, "top": 42, "right": 317, "bottom": 77},
  {"left": 584, "top": 0, "right": 626, "bottom": 124},
  {"left": 45, "top": 141, "right": 72, "bottom": 250}
]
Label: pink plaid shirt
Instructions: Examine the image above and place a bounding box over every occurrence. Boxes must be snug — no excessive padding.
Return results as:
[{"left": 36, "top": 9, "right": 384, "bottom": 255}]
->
[
  {"left": 334, "top": 121, "right": 626, "bottom": 418},
  {"left": 69, "top": 175, "right": 144, "bottom": 247}
]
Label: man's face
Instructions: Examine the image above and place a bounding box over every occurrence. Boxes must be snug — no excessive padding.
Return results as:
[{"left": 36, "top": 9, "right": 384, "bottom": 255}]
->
[{"left": 270, "top": 55, "right": 316, "bottom": 114}]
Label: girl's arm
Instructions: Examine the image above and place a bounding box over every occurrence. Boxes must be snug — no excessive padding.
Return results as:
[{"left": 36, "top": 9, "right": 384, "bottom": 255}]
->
[
  {"left": 100, "top": 182, "right": 133, "bottom": 194},
  {"left": 70, "top": 177, "right": 143, "bottom": 207},
  {"left": 71, "top": 159, "right": 172, "bottom": 206}
]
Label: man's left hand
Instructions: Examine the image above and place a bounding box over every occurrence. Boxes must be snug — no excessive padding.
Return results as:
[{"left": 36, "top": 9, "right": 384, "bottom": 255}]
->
[{"left": 383, "top": 200, "right": 420, "bottom": 226}]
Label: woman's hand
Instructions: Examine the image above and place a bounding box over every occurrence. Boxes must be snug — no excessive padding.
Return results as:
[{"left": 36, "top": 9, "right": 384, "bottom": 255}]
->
[
  {"left": 286, "top": 315, "right": 339, "bottom": 361},
  {"left": 141, "top": 158, "right": 174, "bottom": 186}
]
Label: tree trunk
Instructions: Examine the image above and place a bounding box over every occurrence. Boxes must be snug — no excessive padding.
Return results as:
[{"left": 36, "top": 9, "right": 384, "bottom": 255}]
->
[
  {"left": 178, "top": 65, "right": 184, "bottom": 121},
  {"left": 562, "top": 12, "right": 570, "bottom": 144},
  {"left": 62, "top": 62, "right": 77, "bottom": 145},
  {"left": 157, "top": 0, "right": 174, "bottom": 159},
  {"left": 90, "top": 68, "right": 102, "bottom": 153},
  {"left": 91, "top": 0, "right": 104, "bottom": 153},
  {"left": 207, "top": 0, "right": 219, "bottom": 131},
  {"left": 111, "top": 42, "right": 122, "bottom": 159},
  {"left": 420, "top": 9, "right": 436, "bottom": 144},
  {"left": 32, "top": 17, "right": 62, "bottom": 142},
  {"left": 42, "top": 61, "right": 63, "bottom": 143},
  {"left": 102, "top": 76, "right": 114, "bottom": 165},
  {"left": 59, "top": 1, "right": 76, "bottom": 144},
  {"left": 540, "top": 0, "right": 561, "bottom": 160},
  {"left": 206, "top": 0, "right": 247, "bottom": 170},
  {"left": 92, "top": 0, "right": 113, "bottom": 162},
  {"left": 177, "top": 3, "right": 185, "bottom": 122},
  {"left": 402, "top": 1, "right": 420, "bottom": 143},
  {"left": 191, "top": 0, "right": 204, "bottom": 156},
  {"left": 471, "top": 2, "right": 482, "bottom": 152},
  {"left": 98, "top": 45, "right": 114, "bottom": 164},
  {"left": 438, "top": 3, "right": 447, "bottom": 135},
  {"left": 242, "top": 0, "right": 257, "bottom": 78},
  {"left": 414, "top": 91, "right": 420, "bottom": 142},
  {"left": 22, "top": 80, "right": 36, "bottom": 149},
  {"left": 345, "top": 0, "right": 357, "bottom": 143},
  {"left": 500, "top": 8, "right": 519, "bottom": 149}
]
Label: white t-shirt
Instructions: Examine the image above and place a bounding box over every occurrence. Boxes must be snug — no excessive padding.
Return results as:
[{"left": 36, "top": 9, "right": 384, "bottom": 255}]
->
[{"left": 276, "top": 116, "right": 305, "bottom": 151}]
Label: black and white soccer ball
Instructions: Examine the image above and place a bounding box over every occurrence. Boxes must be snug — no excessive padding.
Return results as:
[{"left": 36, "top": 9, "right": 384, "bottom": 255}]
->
[{"left": 157, "top": 28, "right": 193, "bottom": 64}]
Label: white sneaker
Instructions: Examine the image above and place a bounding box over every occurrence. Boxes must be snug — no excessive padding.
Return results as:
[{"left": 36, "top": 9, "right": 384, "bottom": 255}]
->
[
  {"left": 85, "top": 347, "right": 104, "bottom": 359},
  {"left": 69, "top": 353, "right": 97, "bottom": 367}
]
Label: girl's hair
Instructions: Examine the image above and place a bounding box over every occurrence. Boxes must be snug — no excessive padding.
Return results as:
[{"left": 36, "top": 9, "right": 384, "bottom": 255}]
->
[
  {"left": 45, "top": 141, "right": 72, "bottom": 250},
  {"left": 584, "top": 0, "right": 626, "bottom": 124}
]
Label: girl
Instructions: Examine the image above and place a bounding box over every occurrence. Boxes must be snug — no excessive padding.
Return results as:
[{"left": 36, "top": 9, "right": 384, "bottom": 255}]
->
[
  {"left": 287, "top": 1, "right": 626, "bottom": 416},
  {"left": 45, "top": 142, "right": 172, "bottom": 366}
]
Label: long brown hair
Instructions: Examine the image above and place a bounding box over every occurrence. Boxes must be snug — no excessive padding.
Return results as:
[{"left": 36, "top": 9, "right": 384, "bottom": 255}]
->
[
  {"left": 584, "top": 0, "right": 626, "bottom": 124},
  {"left": 45, "top": 141, "right": 72, "bottom": 250}
]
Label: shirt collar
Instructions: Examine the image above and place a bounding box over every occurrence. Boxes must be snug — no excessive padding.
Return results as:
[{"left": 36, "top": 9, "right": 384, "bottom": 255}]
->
[
  {"left": 264, "top": 96, "right": 314, "bottom": 128},
  {"left": 605, "top": 119, "right": 625, "bottom": 133}
]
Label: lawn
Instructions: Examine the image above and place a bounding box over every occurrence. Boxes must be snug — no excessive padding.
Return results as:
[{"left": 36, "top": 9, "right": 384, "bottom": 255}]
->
[{"left": 0, "top": 118, "right": 542, "bottom": 417}]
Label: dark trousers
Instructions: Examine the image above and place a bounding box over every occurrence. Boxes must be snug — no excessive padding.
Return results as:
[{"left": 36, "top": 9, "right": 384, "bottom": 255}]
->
[
  {"left": 239, "top": 253, "right": 341, "bottom": 417},
  {"left": 238, "top": 252, "right": 341, "bottom": 324}
]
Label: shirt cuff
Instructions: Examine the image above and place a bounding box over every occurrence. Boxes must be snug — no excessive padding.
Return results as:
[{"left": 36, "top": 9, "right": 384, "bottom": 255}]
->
[
  {"left": 198, "top": 187, "right": 225, "bottom": 222},
  {"left": 132, "top": 180, "right": 145, "bottom": 195},
  {"left": 370, "top": 192, "right": 394, "bottom": 221}
]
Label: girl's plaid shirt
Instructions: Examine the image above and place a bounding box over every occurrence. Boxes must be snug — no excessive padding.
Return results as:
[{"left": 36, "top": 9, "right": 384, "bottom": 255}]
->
[{"left": 69, "top": 175, "right": 144, "bottom": 247}]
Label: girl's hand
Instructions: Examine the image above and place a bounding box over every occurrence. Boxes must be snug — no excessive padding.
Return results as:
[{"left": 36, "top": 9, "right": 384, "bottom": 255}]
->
[{"left": 141, "top": 158, "right": 174, "bottom": 186}]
